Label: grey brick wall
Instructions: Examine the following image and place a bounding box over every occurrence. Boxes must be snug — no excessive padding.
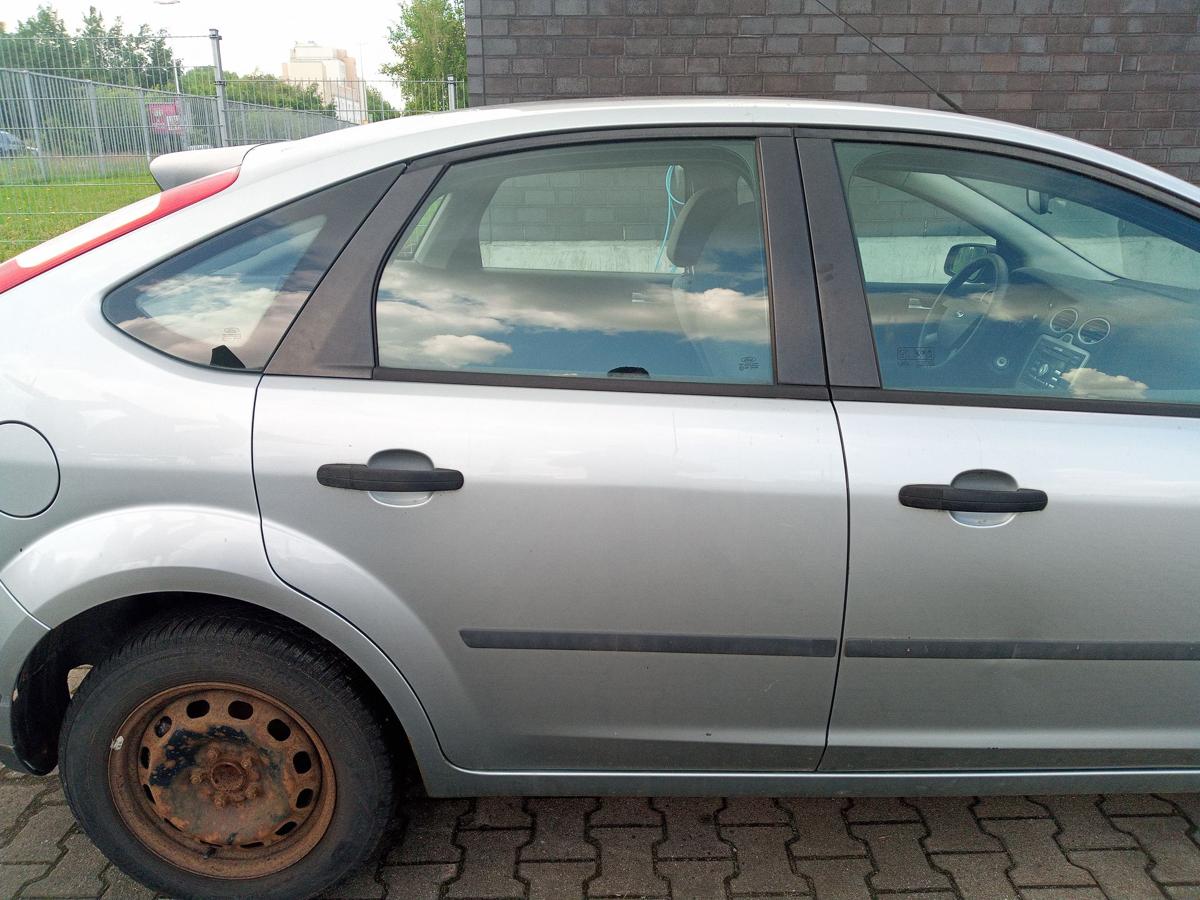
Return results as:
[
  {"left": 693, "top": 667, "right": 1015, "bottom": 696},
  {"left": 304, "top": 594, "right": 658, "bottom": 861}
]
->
[{"left": 464, "top": 0, "right": 1200, "bottom": 184}]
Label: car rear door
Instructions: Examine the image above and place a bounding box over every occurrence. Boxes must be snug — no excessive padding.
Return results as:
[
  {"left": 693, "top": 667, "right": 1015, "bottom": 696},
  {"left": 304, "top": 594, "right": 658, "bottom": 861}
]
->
[
  {"left": 253, "top": 132, "right": 850, "bottom": 773},
  {"left": 798, "top": 134, "right": 1200, "bottom": 772}
]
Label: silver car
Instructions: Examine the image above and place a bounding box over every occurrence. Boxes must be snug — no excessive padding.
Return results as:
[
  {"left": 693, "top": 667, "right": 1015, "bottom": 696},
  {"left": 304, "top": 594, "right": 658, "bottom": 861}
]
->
[{"left": 1, "top": 98, "right": 1199, "bottom": 899}]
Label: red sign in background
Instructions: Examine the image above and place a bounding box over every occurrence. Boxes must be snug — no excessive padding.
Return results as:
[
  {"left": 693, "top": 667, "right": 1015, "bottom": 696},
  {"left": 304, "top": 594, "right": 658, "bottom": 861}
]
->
[{"left": 146, "top": 102, "right": 183, "bottom": 135}]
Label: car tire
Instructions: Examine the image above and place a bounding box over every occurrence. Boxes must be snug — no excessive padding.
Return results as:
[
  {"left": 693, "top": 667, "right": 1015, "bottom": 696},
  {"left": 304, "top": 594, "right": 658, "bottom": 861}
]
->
[{"left": 58, "top": 612, "right": 394, "bottom": 900}]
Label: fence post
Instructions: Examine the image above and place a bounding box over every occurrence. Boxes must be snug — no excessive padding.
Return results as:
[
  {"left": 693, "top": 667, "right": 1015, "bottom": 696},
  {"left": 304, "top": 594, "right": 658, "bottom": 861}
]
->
[
  {"left": 86, "top": 80, "right": 107, "bottom": 176},
  {"left": 447, "top": 75, "right": 457, "bottom": 112},
  {"left": 21, "top": 70, "right": 49, "bottom": 180},
  {"left": 136, "top": 87, "right": 153, "bottom": 164},
  {"left": 210, "top": 28, "right": 230, "bottom": 147}
]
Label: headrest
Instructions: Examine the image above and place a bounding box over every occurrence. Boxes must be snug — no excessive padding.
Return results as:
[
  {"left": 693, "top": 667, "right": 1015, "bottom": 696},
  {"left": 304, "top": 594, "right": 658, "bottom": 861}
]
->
[{"left": 665, "top": 187, "right": 739, "bottom": 268}]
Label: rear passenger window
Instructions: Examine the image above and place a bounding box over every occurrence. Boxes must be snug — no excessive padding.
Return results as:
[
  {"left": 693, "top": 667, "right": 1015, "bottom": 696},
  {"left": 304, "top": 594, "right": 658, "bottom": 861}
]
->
[
  {"left": 103, "top": 184, "right": 361, "bottom": 371},
  {"left": 376, "top": 140, "right": 773, "bottom": 384}
]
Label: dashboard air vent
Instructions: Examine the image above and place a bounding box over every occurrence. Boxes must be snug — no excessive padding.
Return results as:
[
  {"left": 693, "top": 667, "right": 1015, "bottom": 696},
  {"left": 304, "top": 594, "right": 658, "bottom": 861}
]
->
[
  {"left": 1078, "top": 317, "right": 1111, "bottom": 344},
  {"left": 1049, "top": 308, "right": 1078, "bottom": 333}
]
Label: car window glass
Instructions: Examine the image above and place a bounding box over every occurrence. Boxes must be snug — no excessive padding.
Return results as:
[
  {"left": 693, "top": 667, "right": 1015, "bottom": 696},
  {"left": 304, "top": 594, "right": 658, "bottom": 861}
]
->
[
  {"left": 836, "top": 141, "right": 1200, "bottom": 405},
  {"left": 102, "top": 188, "right": 357, "bottom": 371},
  {"left": 839, "top": 143, "right": 992, "bottom": 287},
  {"left": 376, "top": 139, "right": 773, "bottom": 384}
]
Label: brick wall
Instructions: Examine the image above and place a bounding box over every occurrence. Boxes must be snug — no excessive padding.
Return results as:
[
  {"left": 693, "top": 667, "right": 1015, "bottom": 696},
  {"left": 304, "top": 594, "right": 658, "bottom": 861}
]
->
[{"left": 464, "top": 0, "right": 1200, "bottom": 184}]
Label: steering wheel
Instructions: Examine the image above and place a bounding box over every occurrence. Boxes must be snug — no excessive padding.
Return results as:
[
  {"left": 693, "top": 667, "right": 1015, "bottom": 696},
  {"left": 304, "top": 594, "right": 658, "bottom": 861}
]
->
[{"left": 918, "top": 252, "right": 1009, "bottom": 368}]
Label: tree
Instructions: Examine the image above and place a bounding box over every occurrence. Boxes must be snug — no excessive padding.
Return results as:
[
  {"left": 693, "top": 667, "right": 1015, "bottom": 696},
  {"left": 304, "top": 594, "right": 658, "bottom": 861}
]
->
[
  {"left": 0, "top": 4, "right": 178, "bottom": 90},
  {"left": 381, "top": 0, "right": 466, "bottom": 113},
  {"left": 366, "top": 86, "right": 401, "bottom": 122},
  {"left": 181, "top": 68, "right": 335, "bottom": 114}
]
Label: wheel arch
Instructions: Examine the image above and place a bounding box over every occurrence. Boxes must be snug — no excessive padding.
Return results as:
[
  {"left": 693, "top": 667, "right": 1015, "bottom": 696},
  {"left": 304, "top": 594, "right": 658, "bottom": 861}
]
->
[{"left": 8, "top": 589, "right": 442, "bottom": 783}]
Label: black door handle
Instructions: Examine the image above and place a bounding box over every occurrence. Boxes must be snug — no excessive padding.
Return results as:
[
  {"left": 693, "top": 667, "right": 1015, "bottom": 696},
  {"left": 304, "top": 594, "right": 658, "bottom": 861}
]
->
[
  {"left": 899, "top": 484, "right": 1047, "bottom": 513},
  {"left": 317, "top": 464, "right": 464, "bottom": 493}
]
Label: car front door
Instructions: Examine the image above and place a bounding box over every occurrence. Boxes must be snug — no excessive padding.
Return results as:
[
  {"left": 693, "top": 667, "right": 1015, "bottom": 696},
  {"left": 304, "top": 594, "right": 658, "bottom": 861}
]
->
[
  {"left": 801, "top": 135, "right": 1200, "bottom": 771},
  {"left": 253, "top": 133, "right": 849, "bottom": 772}
]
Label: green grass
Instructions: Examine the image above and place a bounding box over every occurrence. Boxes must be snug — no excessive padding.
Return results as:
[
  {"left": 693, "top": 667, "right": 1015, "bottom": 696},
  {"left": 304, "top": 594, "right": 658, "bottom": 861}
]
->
[{"left": 1, "top": 156, "right": 159, "bottom": 259}]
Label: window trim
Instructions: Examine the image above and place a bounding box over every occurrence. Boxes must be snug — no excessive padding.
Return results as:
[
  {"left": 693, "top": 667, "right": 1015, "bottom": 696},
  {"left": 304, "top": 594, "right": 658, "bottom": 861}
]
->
[
  {"left": 373, "top": 367, "right": 829, "bottom": 400},
  {"left": 795, "top": 127, "right": 1200, "bottom": 417},
  {"left": 271, "top": 126, "right": 827, "bottom": 395}
]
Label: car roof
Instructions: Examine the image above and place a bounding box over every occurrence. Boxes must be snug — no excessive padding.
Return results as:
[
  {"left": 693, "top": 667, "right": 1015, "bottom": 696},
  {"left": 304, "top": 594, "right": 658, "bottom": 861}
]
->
[{"left": 238, "top": 97, "right": 1200, "bottom": 206}]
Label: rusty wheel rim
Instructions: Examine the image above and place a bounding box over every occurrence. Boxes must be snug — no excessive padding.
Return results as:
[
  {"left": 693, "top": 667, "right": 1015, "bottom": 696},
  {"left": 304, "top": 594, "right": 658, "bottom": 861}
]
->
[{"left": 108, "top": 682, "right": 335, "bottom": 879}]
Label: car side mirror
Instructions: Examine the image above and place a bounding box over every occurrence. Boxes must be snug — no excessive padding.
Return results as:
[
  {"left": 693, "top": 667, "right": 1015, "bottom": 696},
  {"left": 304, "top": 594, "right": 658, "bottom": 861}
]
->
[{"left": 943, "top": 242, "right": 993, "bottom": 277}]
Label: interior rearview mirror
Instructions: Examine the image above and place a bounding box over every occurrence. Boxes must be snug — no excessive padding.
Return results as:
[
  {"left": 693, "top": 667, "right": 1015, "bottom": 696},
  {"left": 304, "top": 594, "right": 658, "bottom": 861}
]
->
[
  {"left": 1027, "top": 189, "right": 1052, "bottom": 215},
  {"left": 943, "top": 242, "right": 993, "bottom": 277}
]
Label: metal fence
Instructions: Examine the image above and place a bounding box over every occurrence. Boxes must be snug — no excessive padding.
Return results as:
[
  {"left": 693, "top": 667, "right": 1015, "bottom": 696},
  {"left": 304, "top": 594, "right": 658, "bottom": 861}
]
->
[{"left": 1, "top": 31, "right": 459, "bottom": 258}]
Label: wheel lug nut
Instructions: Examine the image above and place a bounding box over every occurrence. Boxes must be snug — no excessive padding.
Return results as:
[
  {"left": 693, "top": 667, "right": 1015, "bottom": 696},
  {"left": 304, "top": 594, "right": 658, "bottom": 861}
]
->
[
  {"left": 241, "top": 756, "right": 253, "bottom": 769},
  {"left": 190, "top": 772, "right": 203, "bottom": 785},
  {"left": 246, "top": 785, "right": 260, "bottom": 799},
  {"left": 203, "top": 748, "right": 219, "bottom": 763},
  {"left": 213, "top": 795, "right": 226, "bottom": 808}
]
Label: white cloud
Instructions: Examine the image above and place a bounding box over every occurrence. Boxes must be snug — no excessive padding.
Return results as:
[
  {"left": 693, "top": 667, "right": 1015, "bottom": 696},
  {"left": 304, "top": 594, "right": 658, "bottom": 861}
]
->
[
  {"left": 1063, "top": 367, "right": 1149, "bottom": 400},
  {"left": 375, "top": 266, "right": 770, "bottom": 371},
  {"left": 416, "top": 334, "right": 512, "bottom": 369}
]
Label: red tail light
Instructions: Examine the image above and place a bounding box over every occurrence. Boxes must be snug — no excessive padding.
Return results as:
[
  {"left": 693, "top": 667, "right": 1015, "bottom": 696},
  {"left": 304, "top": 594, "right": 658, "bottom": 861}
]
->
[{"left": 0, "top": 167, "right": 239, "bottom": 296}]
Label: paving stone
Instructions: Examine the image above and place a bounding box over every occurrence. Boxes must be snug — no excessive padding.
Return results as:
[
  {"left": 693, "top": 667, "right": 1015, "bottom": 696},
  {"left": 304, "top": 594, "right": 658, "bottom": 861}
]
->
[
  {"left": 844, "top": 797, "right": 920, "bottom": 822},
  {"left": 1031, "top": 795, "right": 1137, "bottom": 850},
  {"left": 1162, "top": 794, "right": 1200, "bottom": 833},
  {"left": 655, "top": 798, "right": 731, "bottom": 859},
  {"left": 852, "top": 823, "right": 950, "bottom": 892},
  {"left": 587, "top": 826, "right": 668, "bottom": 897},
  {"left": 34, "top": 786, "right": 66, "bottom": 807},
  {"left": 656, "top": 859, "right": 734, "bottom": 899},
  {"left": 933, "top": 851, "right": 1018, "bottom": 899},
  {"left": 1068, "top": 848, "right": 1162, "bottom": 899},
  {"left": 975, "top": 796, "right": 1051, "bottom": 818},
  {"left": 589, "top": 797, "right": 662, "bottom": 827},
  {"left": 1101, "top": 794, "right": 1177, "bottom": 816},
  {"left": 522, "top": 798, "right": 596, "bottom": 861},
  {"left": 18, "top": 833, "right": 106, "bottom": 898},
  {"left": 521, "top": 861, "right": 597, "bottom": 900},
  {"left": 0, "top": 806, "right": 74, "bottom": 864},
  {"left": 388, "top": 799, "right": 468, "bottom": 864},
  {"left": 0, "top": 783, "right": 49, "bottom": 838},
  {"left": 99, "top": 865, "right": 157, "bottom": 899},
  {"left": 8, "top": 777, "right": 1196, "bottom": 900},
  {"left": 0, "top": 864, "right": 49, "bottom": 898},
  {"left": 379, "top": 863, "right": 458, "bottom": 900},
  {"left": 461, "top": 796, "right": 533, "bottom": 829},
  {"left": 718, "top": 797, "right": 788, "bottom": 825},
  {"left": 723, "top": 825, "right": 810, "bottom": 894},
  {"left": 982, "top": 819, "right": 1094, "bottom": 888},
  {"left": 794, "top": 855, "right": 873, "bottom": 899},
  {"left": 1114, "top": 816, "right": 1200, "bottom": 883},
  {"left": 319, "top": 862, "right": 386, "bottom": 898},
  {"left": 780, "top": 799, "right": 865, "bottom": 858},
  {"left": 445, "top": 828, "right": 529, "bottom": 899},
  {"left": 909, "top": 796, "right": 1003, "bottom": 852}
]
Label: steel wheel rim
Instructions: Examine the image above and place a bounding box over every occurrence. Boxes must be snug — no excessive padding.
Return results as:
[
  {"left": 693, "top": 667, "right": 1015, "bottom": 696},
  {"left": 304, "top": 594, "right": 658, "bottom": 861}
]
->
[{"left": 108, "top": 681, "right": 336, "bottom": 880}]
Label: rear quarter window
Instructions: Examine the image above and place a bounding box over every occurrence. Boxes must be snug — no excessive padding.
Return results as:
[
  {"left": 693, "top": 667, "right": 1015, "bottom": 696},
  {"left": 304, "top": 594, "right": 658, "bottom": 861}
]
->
[{"left": 102, "top": 169, "right": 392, "bottom": 371}]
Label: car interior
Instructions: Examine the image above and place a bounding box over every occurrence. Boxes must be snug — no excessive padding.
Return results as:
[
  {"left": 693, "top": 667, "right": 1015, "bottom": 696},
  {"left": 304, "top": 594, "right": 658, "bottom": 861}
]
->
[
  {"left": 376, "top": 142, "right": 774, "bottom": 383},
  {"left": 840, "top": 143, "right": 1200, "bottom": 404}
]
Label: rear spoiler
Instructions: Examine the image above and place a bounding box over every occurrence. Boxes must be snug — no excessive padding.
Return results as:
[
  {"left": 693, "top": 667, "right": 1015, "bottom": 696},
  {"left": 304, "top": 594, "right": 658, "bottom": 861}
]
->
[{"left": 150, "top": 144, "right": 259, "bottom": 190}]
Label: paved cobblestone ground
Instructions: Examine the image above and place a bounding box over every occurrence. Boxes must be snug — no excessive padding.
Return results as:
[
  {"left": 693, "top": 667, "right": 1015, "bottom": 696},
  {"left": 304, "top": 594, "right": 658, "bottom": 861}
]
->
[{"left": 4, "top": 764, "right": 1200, "bottom": 898}]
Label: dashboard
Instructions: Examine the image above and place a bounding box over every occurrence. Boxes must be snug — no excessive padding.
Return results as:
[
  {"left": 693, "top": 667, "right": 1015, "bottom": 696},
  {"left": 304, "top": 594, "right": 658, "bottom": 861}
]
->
[{"left": 873, "top": 265, "right": 1200, "bottom": 403}]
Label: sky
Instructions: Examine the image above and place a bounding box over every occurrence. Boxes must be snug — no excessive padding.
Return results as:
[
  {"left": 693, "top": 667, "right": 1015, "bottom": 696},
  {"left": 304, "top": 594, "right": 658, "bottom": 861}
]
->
[{"left": 7, "top": 0, "right": 406, "bottom": 99}]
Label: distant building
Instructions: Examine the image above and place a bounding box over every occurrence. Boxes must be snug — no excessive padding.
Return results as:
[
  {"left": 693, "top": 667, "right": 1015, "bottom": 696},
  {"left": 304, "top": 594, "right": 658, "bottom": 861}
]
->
[{"left": 283, "top": 43, "right": 367, "bottom": 125}]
